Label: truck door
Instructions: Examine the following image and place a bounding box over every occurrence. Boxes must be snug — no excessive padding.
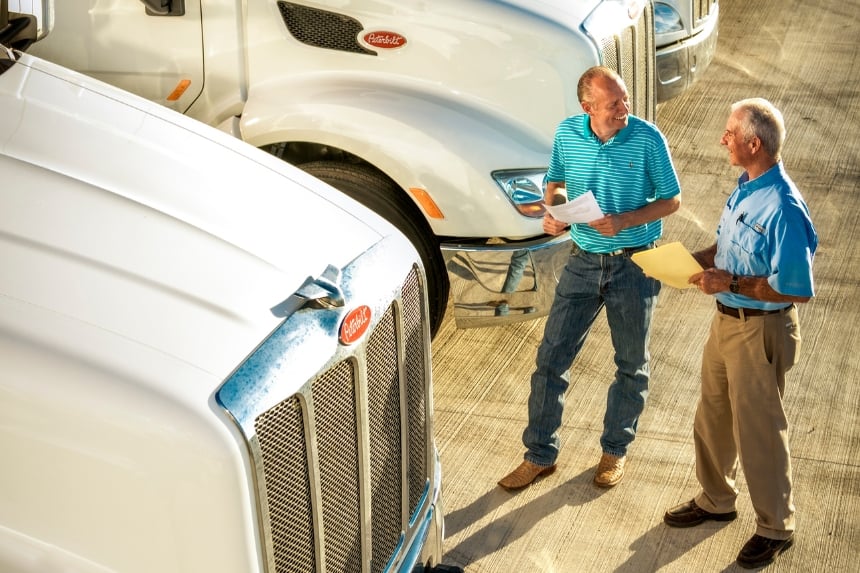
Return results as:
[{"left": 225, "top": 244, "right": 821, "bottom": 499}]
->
[{"left": 29, "top": 0, "right": 203, "bottom": 113}]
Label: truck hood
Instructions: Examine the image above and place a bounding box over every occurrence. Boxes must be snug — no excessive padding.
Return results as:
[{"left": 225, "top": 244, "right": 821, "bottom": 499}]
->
[
  {"left": 498, "top": 0, "right": 602, "bottom": 26},
  {"left": 0, "top": 52, "right": 391, "bottom": 386}
]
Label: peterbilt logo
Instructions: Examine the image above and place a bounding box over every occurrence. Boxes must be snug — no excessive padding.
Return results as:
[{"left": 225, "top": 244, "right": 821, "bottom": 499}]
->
[
  {"left": 363, "top": 31, "right": 407, "bottom": 49},
  {"left": 340, "top": 305, "right": 372, "bottom": 345}
]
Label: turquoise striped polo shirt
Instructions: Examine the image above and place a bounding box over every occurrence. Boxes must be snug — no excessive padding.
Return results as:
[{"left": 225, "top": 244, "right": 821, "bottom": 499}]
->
[{"left": 546, "top": 114, "right": 681, "bottom": 253}]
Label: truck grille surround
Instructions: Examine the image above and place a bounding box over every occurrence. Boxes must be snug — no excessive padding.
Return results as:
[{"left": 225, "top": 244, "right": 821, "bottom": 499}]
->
[
  {"left": 217, "top": 261, "right": 432, "bottom": 573},
  {"left": 598, "top": 1, "right": 656, "bottom": 122}
]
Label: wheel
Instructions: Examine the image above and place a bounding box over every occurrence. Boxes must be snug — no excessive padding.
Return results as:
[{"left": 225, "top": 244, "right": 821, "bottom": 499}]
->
[{"left": 298, "top": 161, "right": 449, "bottom": 338}]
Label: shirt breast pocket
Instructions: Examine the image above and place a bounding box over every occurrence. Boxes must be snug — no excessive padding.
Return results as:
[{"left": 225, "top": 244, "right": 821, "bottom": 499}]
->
[{"left": 730, "top": 221, "right": 768, "bottom": 270}]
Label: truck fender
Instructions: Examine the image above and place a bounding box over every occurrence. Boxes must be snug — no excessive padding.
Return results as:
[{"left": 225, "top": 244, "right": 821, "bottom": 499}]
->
[{"left": 238, "top": 75, "right": 552, "bottom": 240}]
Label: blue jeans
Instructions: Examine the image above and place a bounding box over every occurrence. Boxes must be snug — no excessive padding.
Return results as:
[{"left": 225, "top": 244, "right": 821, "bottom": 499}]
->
[
  {"left": 501, "top": 249, "right": 530, "bottom": 293},
  {"left": 523, "top": 244, "right": 661, "bottom": 465}
]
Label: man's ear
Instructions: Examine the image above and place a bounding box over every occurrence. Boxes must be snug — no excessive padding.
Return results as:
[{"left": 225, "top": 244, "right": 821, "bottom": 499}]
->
[
  {"left": 749, "top": 136, "right": 762, "bottom": 154},
  {"left": 581, "top": 101, "right": 592, "bottom": 114}
]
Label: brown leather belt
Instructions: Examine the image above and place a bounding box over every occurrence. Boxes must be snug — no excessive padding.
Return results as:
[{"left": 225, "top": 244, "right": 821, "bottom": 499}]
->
[{"left": 716, "top": 301, "right": 792, "bottom": 318}]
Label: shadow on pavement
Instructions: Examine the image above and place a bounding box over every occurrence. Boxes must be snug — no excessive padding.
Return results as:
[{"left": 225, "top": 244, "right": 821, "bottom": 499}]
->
[{"left": 443, "top": 467, "right": 605, "bottom": 566}]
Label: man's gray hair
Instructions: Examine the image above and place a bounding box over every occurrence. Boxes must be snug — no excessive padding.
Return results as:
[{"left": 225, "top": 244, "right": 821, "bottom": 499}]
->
[{"left": 732, "top": 98, "right": 786, "bottom": 160}]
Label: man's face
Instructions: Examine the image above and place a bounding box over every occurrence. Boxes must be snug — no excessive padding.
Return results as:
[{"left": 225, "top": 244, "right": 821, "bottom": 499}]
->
[
  {"left": 721, "top": 110, "right": 755, "bottom": 167},
  {"left": 583, "top": 76, "right": 630, "bottom": 139}
]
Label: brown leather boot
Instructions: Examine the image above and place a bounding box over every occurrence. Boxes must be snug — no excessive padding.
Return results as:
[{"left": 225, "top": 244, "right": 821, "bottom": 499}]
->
[
  {"left": 593, "top": 453, "right": 626, "bottom": 488},
  {"left": 498, "top": 460, "right": 557, "bottom": 490}
]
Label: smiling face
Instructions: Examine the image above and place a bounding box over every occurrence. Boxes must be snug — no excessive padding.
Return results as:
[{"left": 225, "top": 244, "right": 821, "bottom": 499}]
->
[
  {"left": 582, "top": 75, "right": 630, "bottom": 142},
  {"left": 721, "top": 109, "right": 756, "bottom": 168}
]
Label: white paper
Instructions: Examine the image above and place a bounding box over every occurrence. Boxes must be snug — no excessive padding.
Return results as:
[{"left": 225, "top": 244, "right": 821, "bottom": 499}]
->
[{"left": 544, "top": 191, "right": 604, "bottom": 224}]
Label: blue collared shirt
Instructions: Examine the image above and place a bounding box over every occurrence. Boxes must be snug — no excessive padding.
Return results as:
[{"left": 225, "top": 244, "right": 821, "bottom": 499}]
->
[
  {"left": 546, "top": 114, "right": 681, "bottom": 253},
  {"left": 715, "top": 162, "right": 818, "bottom": 310}
]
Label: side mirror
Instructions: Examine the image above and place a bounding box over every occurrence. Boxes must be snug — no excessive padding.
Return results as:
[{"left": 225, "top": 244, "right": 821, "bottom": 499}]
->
[
  {"left": 140, "top": 0, "right": 185, "bottom": 17},
  {"left": 1, "top": 0, "right": 36, "bottom": 51},
  {"left": 2, "top": 0, "right": 53, "bottom": 43}
]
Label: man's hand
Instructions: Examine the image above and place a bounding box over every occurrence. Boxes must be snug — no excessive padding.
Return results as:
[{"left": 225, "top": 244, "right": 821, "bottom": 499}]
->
[
  {"left": 689, "top": 268, "right": 732, "bottom": 294},
  {"left": 589, "top": 214, "right": 625, "bottom": 237},
  {"left": 543, "top": 213, "right": 570, "bottom": 236}
]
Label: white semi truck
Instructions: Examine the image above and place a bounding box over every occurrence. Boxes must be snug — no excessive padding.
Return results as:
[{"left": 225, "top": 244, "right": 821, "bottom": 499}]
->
[
  {"left": 27, "top": 0, "right": 660, "bottom": 334},
  {"left": 1, "top": 3, "right": 459, "bottom": 571}
]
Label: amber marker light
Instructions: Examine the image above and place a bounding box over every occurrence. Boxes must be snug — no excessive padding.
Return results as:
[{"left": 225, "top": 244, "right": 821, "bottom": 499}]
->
[
  {"left": 517, "top": 202, "right": 547, "bottom": 217},
  {"left": 408, "top": 187, "right": 445, "bottom": 219},
  {"left": 167, "top": 79, "right": 192, "bottom": 102}
]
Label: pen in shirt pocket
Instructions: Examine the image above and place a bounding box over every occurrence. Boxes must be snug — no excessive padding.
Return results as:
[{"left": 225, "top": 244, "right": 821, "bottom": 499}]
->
[{"left": 737, "top": 211, "right": 766, "bottom": 234}]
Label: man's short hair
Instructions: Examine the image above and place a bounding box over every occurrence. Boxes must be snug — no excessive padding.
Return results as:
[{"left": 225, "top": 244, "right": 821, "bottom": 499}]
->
[
  {"left": 732, "top": 98, "right": 786, "bottom": 159},
  {"left": 578, "top": 66, "right": 625, "bottom": 104}
]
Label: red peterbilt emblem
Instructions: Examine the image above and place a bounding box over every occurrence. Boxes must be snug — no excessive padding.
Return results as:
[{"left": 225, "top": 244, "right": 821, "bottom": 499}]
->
[
  {"left": 363, "top": 31, "right": 407, "bottom": 49},
  {"left": 340, "top": 305, "right": 372, "bottom": 345}
]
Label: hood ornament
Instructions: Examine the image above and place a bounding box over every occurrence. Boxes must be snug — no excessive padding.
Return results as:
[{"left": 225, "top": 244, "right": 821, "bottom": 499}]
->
[{"left": 270, "top": 264, "right": 345, "bottom": 317}]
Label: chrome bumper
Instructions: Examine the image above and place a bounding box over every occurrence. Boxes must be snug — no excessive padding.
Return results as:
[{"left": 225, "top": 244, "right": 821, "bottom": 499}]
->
[
  {"left": 441, "top": 234, "right": 571, "bottom": 329},
  {"left": 656, "top": 3, "right": 720, "bottom": 103}
]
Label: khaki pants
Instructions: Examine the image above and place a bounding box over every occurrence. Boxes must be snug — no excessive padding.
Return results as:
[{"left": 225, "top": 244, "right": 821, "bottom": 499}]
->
[{"left": 693, "top": 305, "right": 801, "bottom": 540}]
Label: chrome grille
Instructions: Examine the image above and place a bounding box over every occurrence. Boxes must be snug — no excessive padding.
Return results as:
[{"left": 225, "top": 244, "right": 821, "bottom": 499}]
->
[
  {"left": 599, "top": 2, "right": 656, "bottom": 122},
  {"left": 238, "top": 265, "right": 430, "bottom": 573}
]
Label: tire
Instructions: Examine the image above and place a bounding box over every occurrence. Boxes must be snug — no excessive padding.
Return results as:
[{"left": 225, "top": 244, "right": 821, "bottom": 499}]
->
[{"left": 299, "top": 161, "right": 449, "bottom": 338}]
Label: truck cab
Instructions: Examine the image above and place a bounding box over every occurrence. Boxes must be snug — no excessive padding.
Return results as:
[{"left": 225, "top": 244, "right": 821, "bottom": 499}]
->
[{"left": 1, "top": 2, "right": 454, "bottom": 571}]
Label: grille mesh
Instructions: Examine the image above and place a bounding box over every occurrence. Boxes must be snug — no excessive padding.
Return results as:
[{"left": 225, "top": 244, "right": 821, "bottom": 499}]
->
[
  {"left": 366, "top": 307, "right": 404, "bottom": 573},
  {"left": 256, "top": 396, "right": 316, "bottom": 572},
  {"left": 312, "top": 361, "right": 362, "bottom": 571},
  {"left": 599, "top": 2, "right": 655, "bottom": 122},
  {"left": 402, "top": 268, "right": 428, "bottom": 516},
  {"left": 253, "top": 267, "right": 428, "bottom": 572},
  {"left": 277, "top": 1, "right": 376, "bottom": 55}
]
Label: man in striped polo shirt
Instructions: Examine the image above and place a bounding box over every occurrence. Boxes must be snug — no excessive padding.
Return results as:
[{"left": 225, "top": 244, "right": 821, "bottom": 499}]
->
[{"left": 499, "top": 66, "right": 681, "bottom": 491}]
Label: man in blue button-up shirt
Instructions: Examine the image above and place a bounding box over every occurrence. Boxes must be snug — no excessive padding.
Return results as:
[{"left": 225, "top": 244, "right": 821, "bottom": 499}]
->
[{"left": 663, "top": 98, "right": 818, "bottom": 570}]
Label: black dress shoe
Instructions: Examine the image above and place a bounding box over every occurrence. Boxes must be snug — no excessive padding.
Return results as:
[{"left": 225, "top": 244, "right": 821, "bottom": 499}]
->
[
  {"left": 663, "top": 499, "right": 738, "bottom": 528},
  {"left": 736, "top": 534, "right": 793, "bottom": 569}
]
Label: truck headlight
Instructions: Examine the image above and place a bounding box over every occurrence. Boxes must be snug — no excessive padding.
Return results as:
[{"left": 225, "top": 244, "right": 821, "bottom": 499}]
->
[
  {"left": 492, "top": 169, "right": 547, "bottom": 218},
  {"left": 654, "top": 2, "right": 684, "bottom": 35},
  {"left": 583, "top": 0, "right": 647, "bottom": 42}
]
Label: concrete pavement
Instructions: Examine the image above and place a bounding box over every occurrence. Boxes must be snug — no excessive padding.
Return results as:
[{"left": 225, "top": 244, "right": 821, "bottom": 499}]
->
[{"left": 430, "top": 0, "right": 860, "bottom": 571}]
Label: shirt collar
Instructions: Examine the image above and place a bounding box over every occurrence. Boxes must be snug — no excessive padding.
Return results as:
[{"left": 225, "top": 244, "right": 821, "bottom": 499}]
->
[
  {"left": 738, "top": 161, "right": 785, "bottom": 191},
  {"left": 582, "top": 114, "right": 633, "bottom": 145}
]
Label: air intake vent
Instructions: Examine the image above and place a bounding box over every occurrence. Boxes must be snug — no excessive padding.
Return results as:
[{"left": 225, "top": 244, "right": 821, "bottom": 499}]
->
[{"left": 277, "top": 1, "right": 376, "bottom": 55}]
